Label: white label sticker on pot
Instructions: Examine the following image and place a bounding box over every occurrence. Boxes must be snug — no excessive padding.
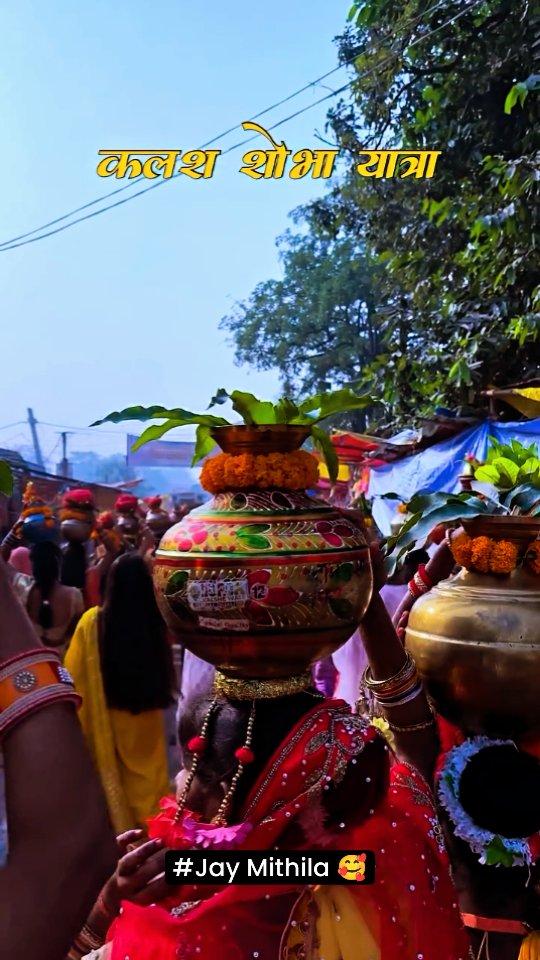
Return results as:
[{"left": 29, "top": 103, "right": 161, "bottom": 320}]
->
[
  {"left": 187, "top": 578, "right": 249, "bottom": 610},
  {"left": 198, "top": 616, "right": 250, "bottom": 632}
]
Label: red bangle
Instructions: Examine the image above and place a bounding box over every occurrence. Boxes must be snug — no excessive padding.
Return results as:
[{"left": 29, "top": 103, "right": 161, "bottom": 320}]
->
[
  {"left": 416, "top": 564, "right": 433, "bottom": 590},
  {"left": 408, "top": 564, "right": 433, "bottom": 599},
  {"left": 0, "top": 646, "right": 57, "bottom": 671}
]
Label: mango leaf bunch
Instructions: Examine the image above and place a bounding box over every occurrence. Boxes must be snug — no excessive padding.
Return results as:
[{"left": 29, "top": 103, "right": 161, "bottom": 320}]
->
[
  {"left": 92, "top": 386, "right": 372, "bottom": 482},
  {"left": 384, "top": 437, "right": 540, "bottom": 572}
]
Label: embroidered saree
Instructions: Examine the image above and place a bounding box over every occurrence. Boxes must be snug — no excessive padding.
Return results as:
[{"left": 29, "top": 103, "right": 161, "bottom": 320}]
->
[
  {"left": 65, "top": 607, "right": 170, "bottom": 832},
  {"left": 107, "top": 700, "right": 469, "bottom": 959}
]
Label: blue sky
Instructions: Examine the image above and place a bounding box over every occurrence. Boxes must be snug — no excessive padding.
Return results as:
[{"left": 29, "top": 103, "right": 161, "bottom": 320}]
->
[{"left": 0, "top": 0, "right": 349, "bottom": 460}]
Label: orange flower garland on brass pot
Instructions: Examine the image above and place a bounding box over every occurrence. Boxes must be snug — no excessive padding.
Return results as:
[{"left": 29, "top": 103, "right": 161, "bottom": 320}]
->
[
  {"left": 449, "top": 530, "right": 539, "bottom": 576},
  {"left": 200, "top": 449, "right": 319, "bottom": 494}
]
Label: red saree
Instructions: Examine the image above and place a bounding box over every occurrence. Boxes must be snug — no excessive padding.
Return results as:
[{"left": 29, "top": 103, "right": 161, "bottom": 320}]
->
[{"left": 108, "top": 700, "right": 469, "bottom": 960}]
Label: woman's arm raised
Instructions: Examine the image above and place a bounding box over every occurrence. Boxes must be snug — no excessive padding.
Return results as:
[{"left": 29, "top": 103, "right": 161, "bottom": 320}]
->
[
  {"left": 0, "top": 558, "right": 117, "bottom": 960},
  {"left": 358, "top": 544, "right": 439, "bottom": 784}
]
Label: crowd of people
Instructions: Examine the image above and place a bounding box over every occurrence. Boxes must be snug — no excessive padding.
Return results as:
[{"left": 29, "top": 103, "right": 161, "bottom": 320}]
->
[{"left": 0, "top": 480, "right": 538, "bottom": 960}]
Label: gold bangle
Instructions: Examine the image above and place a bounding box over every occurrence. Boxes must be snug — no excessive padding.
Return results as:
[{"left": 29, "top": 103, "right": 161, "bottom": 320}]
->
[
  {"left": 387, "top": 717, "right": 436, "bottom": 733},
  {"left": 362, "top": 653, "right": 417, "bottom": 698}
]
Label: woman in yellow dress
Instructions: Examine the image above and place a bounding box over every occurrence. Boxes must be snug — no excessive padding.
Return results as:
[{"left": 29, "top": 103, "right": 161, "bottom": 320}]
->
[{"left": 65, "top": 553, "right": 175, "bottom": 832}]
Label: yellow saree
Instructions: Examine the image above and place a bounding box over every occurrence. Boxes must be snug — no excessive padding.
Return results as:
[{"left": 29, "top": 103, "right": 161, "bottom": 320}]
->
[{"left": 65, "top": 607, "right": 170, "bottom": 832}]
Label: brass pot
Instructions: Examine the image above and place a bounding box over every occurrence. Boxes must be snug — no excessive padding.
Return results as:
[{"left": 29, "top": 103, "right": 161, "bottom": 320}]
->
[
  {"left": 61, "top": 517, "right": 93, "bottom": 543},
  {"left": 406, "top": 564, "right": 540, "bottom": 737}
]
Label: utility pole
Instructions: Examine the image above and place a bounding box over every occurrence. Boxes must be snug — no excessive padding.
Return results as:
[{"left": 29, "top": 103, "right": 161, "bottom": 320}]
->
[
  {"left": 27, "top": 408, "right": 45, "bottom": 470},
  {"left": 57, "top": 432, "right": 72, "bottom": 478}
]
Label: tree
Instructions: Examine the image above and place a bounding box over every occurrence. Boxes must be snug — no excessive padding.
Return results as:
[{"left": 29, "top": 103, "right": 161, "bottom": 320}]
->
[
  {"left": 323, "top": 0, "right": 539, "bottom": 421},
  {"left": 223, "top": 0, "right": 538, "bottom": 431},
  {"left": 221, "top": 230, "right": 383, "bottom": 428}
]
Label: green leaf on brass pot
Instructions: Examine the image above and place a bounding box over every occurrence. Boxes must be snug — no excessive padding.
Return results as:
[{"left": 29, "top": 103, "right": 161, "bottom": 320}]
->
[
  {"left": 229, "top": 391, "right": 278, "bottom": 425},
  {"left": 328, "top": 596, "right": 356, "bottom": 620},
  {"left": 298, "top": 386, "right": 372, "bottom": 423},
  {"left": 165, "top": 570, "right": 189, "bottom": 595},
  {"left": 193, "top": 425, "right": 217, "bottom": 465},
  {"left": 502, "top": 482, "right": 540, "bottom": 513},
  {"left": 0, "top": 460, "right": 13, "bottom": 497},
  {"left": 330, "top": 562, "right": 354, "bottom": 584},
  {"left": 274, "top": 397, "right": 301, "bottom": 423},
  {"left": 311, "top": 425, "right": 339, "bottom": 482}
]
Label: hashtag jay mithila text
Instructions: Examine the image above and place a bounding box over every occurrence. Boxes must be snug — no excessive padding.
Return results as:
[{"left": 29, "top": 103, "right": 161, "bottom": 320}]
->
[{"left": 193, "top": 856, "right": 330, "bottom": 882}]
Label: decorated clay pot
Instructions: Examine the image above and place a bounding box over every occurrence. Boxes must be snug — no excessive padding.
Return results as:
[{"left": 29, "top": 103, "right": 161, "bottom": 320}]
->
[
  {"left": 153, "top": 426, "right": 373, "bottom": 680},
  {"left": 406, "top": 516, "right": 540, "bottom": 737}
]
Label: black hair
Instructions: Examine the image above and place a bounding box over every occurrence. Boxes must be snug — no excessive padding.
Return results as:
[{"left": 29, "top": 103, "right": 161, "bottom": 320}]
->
[
  {"left": 459, "top": 744, "right": 540, "bottom": 839},
  {"left": 100, "top": 553, "right": 175, "bottom": 713},
  {"left": 60, "top": 541, "right": 87, "bottom": 590},
  {"left": 30, "top": 541, "right": 61, "bottom": 630},
  {"left": 179, "top": 687, "right": 388, "bottom": 824}
]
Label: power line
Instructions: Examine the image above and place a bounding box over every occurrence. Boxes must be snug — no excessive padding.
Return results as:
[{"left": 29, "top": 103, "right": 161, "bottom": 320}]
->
[
  {"left": 39, "top": 419, "right": 129, "bottom": 436},
  {"left": 0, "top": 0, "right": 482, "bottom": 253},
  {"left": 0, "top": 420, "right": 26, "bottom": 431},
  {"left": 0, "top": 0, "right": 453, "bottom": 252}
]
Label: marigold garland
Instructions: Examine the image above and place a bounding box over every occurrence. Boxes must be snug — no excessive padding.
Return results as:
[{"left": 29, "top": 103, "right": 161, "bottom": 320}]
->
[
  {"left": 200, "top": 450, "right": 319, "bottom": 493},
  {"left": 489, "top": 539, "right": 519, "bottom": 575},
  {"left": 526, "top": 540, "right": 540, "bottom": 576},
  {"left": 451, "top": 532, "right": 520, "bottom": 575}
]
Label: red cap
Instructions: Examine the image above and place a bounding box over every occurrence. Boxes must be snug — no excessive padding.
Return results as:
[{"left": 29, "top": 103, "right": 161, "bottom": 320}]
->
[
  {"left": 62, "top": 488, "right": 95, "bottom": 509},
  {"left": 115, "top": 493, "right": 139, "bottom": 513}
]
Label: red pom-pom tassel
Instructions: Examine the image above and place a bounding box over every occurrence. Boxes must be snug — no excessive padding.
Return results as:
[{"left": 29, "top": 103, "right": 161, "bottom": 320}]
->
[
  {"left": 235, "top": 746, "right": 255, "bottom": 765},
  {"left": 187, "top": 735, "right": 207, "bottom": 754}
]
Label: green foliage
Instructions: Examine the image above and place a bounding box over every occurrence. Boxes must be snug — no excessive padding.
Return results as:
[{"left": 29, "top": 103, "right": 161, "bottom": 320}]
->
[
  {"left": 474, "top": 437, "right": 540, "bottom": 488},
  {"left": 385, "top": 438, "right": 540, "bottom": 564},
  {"left": 223, "top": 1, "right": 538, "bottom": 431},
  {"left": 93, "top": 386, "right": 372, "bottom": 481},
  {"left": 220, "top": 233, "right": 383, "bottom": 428},
  {"left": 323, "top": 0, "right": 539, "bottom": 426},
  {"left": 0, "top": 461, "right": 13, "bottom": 497}
]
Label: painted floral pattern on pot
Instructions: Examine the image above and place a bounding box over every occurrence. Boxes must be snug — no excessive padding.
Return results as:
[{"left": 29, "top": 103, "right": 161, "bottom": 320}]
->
[{"left": 158, "top": 500, "right": 365, "bottom": 557}]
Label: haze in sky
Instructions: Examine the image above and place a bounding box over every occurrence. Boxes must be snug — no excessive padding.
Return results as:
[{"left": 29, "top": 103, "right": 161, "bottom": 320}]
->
[{"left": 0, "top": 0, "right": 349, "bottom": 458}]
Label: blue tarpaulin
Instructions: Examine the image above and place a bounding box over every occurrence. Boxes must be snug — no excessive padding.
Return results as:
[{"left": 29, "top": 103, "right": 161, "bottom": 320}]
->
[{"left": 369, "top": 419, "right": 540, "bottom": 535}]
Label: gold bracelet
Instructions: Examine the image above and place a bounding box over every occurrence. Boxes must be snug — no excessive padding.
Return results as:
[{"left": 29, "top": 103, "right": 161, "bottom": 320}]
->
[{"left": 387, "top": 717, "right": 436, "bottom": 733}]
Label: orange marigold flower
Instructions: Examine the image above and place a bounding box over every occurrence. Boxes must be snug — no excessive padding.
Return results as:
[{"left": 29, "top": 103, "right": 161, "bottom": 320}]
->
[
  {"left": 200, "top": 450, "right": 319, "bottom": 493},
  {"left": 526, "top": 540, "right": 540, "bottom": 576},
  {"left": 470, "top": 535, "right": 493, "bottom": 573},
  {"left": 450, "top": 532, "right": 473, "bottom": 569},
  {"left": 489, "top": 539, "right": 518, "bottom": 575}
]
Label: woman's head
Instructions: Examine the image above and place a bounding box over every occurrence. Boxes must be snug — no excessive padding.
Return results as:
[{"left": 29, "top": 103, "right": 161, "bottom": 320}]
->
[
  {"left": 30, "top": 541, "right": 61, "bottom": 630},
  {"left": 177, "top": 688, "right": 322, "bottom": 821},
  {"left": 100, "top": 553, "right": 175, "bottom": 713},
  {"left": 459, "top": 744, "right": 540, "bottom": 839},
  {"left": 177, "top": 686, "right": 388, "bottom": 826}
]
